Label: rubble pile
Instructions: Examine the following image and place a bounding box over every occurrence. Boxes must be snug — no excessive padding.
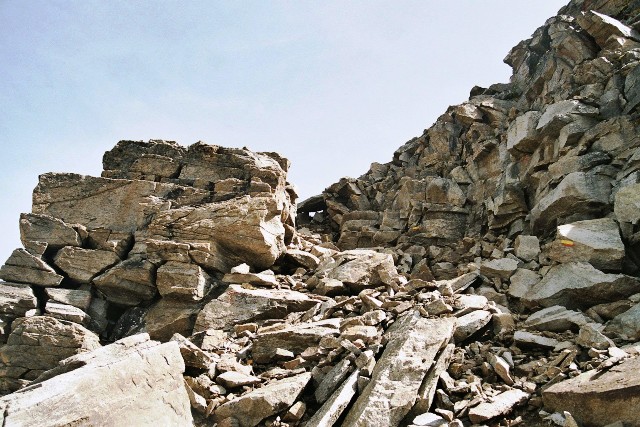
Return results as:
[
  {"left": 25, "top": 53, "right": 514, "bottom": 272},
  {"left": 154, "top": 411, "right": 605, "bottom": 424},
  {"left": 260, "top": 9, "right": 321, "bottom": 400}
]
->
[{"left": 1, "top": 0, "right": 640, "bottom": 426}]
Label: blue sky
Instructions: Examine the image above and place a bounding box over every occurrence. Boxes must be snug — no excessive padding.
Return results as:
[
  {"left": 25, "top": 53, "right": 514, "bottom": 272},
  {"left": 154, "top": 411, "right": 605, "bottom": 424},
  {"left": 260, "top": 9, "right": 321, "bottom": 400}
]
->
[{"left": 0, "top": 1, "right": 567, "bottom": 262}]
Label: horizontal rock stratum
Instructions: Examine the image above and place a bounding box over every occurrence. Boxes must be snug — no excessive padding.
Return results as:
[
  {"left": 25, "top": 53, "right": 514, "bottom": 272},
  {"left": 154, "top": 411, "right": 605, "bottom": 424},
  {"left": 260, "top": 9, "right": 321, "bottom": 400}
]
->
[{"left": 1, "top": 0, "right": 640, "bottom": 426}]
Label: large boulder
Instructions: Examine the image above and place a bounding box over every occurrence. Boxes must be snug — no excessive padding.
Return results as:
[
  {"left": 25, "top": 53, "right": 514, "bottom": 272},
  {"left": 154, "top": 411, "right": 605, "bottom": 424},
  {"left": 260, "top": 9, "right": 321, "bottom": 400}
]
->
[
  {"left": 0, "top": 249, "right": 63, "bottom": 287},
  {"left": 548, "top": 218, "right": 626, "bottom": 271},
  {"left": 523, "top": 262, "right": 640, "bottom": 310},
  {"left": 543, "top": 356, "right": 640, "bottom": 427},
  {"left": 0, "top": 333, "right": 192, "bottom": 426},
  {"left": 0, "top": 316, "right": 100, "bottom": 394}
]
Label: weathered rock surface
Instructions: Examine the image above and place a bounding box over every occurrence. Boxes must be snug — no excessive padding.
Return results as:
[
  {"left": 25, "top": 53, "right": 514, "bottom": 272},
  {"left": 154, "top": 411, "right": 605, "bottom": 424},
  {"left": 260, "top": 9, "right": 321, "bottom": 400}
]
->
[
  {"left": 523, "top": 262, "right": 640, "bottom": 310},
  {"left": 0, "top": 333, "right": 193, "bottom": 426},
  {"left": 194, "top": 285, "right": 319, "bottom": 332},
  {"left": 0, "top": 316, "right": 100, "bottom": 393},
  {"left": 215, "top": 372, "right": 311, "bottom": 427},
  {"left": 0, "top": 282, "right": 38, "bottom": 318},
  {"left": 548, "top": 218, "right": 626, "bottom": 271},
  {"left": 341, "top": 314, "right": 455, "bottom": 427},
  {"left": 0, "top": 249, "right": 63, "bottom": 287},
  {"left": 543, "top": 356, "right": 640, "bottom": 427},
  {"left": 157, "top": 261, "right": 212, "bottom": 301},
  {"left": 53, "top": 246, "right": 120, "bottom": 283}
]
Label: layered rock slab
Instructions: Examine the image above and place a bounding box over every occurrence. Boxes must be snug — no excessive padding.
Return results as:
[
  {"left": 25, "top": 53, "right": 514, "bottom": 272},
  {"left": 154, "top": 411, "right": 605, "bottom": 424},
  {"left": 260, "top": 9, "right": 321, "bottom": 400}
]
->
[
  {"left": 341, "top": 313, "right": 455, "bottom": 427},
  {"left": 194, "top": 284, "right": 319, "bottom": 332},
  {"left": 0, "top": 333, "right": 192, "bottom": 426},
  {"left": 543, "top": 355, "right": 640, "bottom": 427}
]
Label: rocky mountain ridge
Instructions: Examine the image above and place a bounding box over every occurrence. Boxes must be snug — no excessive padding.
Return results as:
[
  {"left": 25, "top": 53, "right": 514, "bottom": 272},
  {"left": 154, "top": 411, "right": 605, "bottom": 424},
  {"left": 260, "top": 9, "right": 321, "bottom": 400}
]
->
[{"left": 1, "top": 0, "right": 640, "bottom": 426}]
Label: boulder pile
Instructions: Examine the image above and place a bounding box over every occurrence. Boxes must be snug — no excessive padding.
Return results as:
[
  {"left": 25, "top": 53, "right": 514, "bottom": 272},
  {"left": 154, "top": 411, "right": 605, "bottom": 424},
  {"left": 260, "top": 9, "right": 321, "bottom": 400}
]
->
[{"left": 1, "top": 0, "right": 640, "bottom": 426}]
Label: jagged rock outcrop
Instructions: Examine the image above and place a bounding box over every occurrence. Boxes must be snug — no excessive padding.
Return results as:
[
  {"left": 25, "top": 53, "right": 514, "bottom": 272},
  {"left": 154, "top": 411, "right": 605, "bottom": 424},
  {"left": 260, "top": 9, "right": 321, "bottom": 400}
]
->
[{"left": 1, "top": 0, "right": 640, "bottom": 426}]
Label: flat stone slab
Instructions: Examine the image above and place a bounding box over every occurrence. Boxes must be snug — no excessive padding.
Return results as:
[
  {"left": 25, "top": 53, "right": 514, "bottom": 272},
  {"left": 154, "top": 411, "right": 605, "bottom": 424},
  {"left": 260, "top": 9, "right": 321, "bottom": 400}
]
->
[
  {"left": 341, "top": 313, "right": 455, "bottom": 427},
  {"left": 543, "top": 356, "right": 640, "bottom": 427},
  {"left": 468, "top": 389, "right": 529, "bottom": 424}
]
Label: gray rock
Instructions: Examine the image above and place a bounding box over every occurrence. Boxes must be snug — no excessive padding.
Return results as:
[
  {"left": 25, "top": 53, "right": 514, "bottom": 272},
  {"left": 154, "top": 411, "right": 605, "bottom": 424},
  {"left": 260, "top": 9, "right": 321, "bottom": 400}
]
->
[
  {"left": 223, "top": 270, "right": 278, "bottom": 287},
  {"left": 0, "top": 316, "right": 100, "bottom": 394},
  {"left": 45, "top": 301, "right": 91, "bottom": 326},
  {"left": 342, "top": 314, "right": 455, "bottom": 427},
  {"left": 86, "top": 228, "right": 133, "bottom": 259},
  {"left": 576, "top": 323, "right": 614, "bottom": 349},
  {"left": 604, "top": 302, "right": 640, "bottom": 341},
  {"left": 514, "top": 330, "right": 560, "bottom": 350},
  {"left": 19, "top": 213, "right": 82, "bottom": 252},
  {"left": 413, "top": 343, "right": 455, "bottom": 414},
  {"left": 216, "top": 371, "right": 261, "bottom": 389},
  {"left": 316, "top": 249, "right": 399, "bottom": 291},
  {"left": 0, "top": 282, "right": 38, "bottom": 318},
  {"left": 194, "top": 284, "right": 318, "bottom": 332},
  {"left": 524, "top": 305, "right": 591, "bottom": 332},
  {"left": 506, "top": 110, "right": 541, "bottom": 154},
  {"left": 536, "top": 100, "right": 599, "bottom": 135},
  {"left": 157, "top": 261, "right": 212, "bottom": 301},
  {"left": 523, "top": 262, "right": 640, "bottom": 310},
  {"left": 530, "top": 172, "right": 611, "bottom": 234},
  {"left": 577, "top": 10, "right": 640, "bottom": 48},
  {"left": 0, "top": 333, "right": 192, "bottom": 426},
  {"left": 514, "top": 235, "right": 540, "bottom": 262},
  {"left": 508, "top": 269, "right": 541, "bottom": 299},
  {"left": 143, "top": 299, "right": 202, "bottom": 342},
  {"left": 480, "top": 258, "right": 519, "bottom": 280},
  {"left": 0, "top": 249, "right": 63, "bottom": 287},
  {"left": 215, "top": 372, "right": 311, "bottom": 427},
  {"left": 453, "top": 310, "right": 491, "bottom": 343},
  {"left": 306, "top": 369, "right": 360, "bottom": 427},
  {"left": 252, "top": 319, "right": 340, "bottom": 364},
  {"left": 543, "top": 355, "right": 640, "bottom": 427},
  {"left": 411, "top": 413, "right": 447, "bottom": 426},
  {"left": 46, "top": 288, "right": 92, "bottom": 311},
  {"left": 92, "top": 257, "right": 157, "bottom": 306},
  {"left": 548, "top": 218, "right": 625, "bottom": 271},
  {"left": 53, "top": 247, "right": 120, "bottom": 283},
  {"left": 468, "top": 389, "right": 529, "bottom": 424},
  {"left": 615, "top": 183, "right": 640, "bottom": 224},
  {"left": 315, "top": 358, "right": 353, "bottom": 404},
  {"left": 170, "top": 333, "right": 215, "bottom": 369}
]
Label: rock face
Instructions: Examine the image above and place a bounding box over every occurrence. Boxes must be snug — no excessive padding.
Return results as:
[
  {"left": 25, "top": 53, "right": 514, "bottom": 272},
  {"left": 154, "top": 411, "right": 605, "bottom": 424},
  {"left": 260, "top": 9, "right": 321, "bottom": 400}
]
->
[
  {"left": 0, "top": 1, "right": 640, "bottom": 426},
  {"left": 0, "top": 334, "right": 193, "bottom": 426}
]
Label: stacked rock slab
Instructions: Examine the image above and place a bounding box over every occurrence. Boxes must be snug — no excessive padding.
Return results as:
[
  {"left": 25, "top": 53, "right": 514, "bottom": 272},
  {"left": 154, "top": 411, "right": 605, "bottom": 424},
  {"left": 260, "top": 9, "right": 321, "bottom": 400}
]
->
[{"left": 2, "top": 0, "right": 640, "bottom": 426}]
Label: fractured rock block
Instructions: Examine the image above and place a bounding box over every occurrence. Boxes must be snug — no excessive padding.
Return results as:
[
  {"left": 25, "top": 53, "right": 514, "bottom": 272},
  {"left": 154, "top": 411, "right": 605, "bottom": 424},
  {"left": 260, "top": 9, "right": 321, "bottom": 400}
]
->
[{"left": 0, "top": 249, "right": 63, "bottom": 287}]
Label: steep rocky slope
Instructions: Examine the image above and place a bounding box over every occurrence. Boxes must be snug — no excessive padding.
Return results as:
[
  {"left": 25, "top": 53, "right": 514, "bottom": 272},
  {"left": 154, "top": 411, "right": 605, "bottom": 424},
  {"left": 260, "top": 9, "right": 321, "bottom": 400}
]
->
[{"left": 1, "top": 0, "right": 640, "bottom": 426}]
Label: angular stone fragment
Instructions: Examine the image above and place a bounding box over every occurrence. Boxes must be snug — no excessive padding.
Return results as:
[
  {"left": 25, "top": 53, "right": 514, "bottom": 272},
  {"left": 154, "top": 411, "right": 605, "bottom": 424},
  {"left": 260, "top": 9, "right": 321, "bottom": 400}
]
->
[
  {"left": 506, "top": 110, "right": 541, "bottom": 154},
  {"left": 453, "top": 310, "right": 491, "bottom": 343},
  {"left": 170, "top": 333, "right": 215, "bottom": 369},
  {"left": 523, "top": 262, "right": 640, "bottom": 310},
  {"left": 614, "top": 183, "right": 640, "bottom": 224},
  {"left": 0, "top": 334, "right": 192, "bottom": 426},
  {"left": 45, "top": 301, "right": 91, "bottom": 326},
  {"left": 194, "top": 285, "right": 318, "bottom": 332},
  {"left": 508, "top": 269, "right": 541, "bottom": 299},
  {"left": 549, "top": 218, "right": 625, "bottom": 271},
  {"left": 315, "top": 358, "right": 353, "bottom": 404},
  {"left": 216, "top": 371, "right": 261, "bottom": 389},
  {"left": 514, "top": 235, "right": 540, "bottom": 262},
  {"left": 53, "top": 247, "right": 120, "bottom": 283},
  {"left": 86, "top": 228, "right": 133, "bottom": 259},
  {"left": 603, "top": 302, "right": 640, "bottom": 341},
  {"left": 157, "top": 261, "right": 212, "bottom": 301},
  {"left": 524, "top": 305, "right": 591, "bottom": 332},
  {"left": 530, "top": 172, "right": 611, "bottom": 234},
  {"left": 306, "top": 369, "right": 360, "bottom": 427},
  {"left": 514, "top": 330, "right": 560, "bottom": 350},
  {"left": 543, "top": 356, "right": 640, "bottom": 427},
  {"left": 252, "top": 319, "right": 340, "bottom": 363},
  {"left": 342, "top": 314, "right": 455, "bottom": 427},
  {"left": 223, "top": 270, "right": 277, "bottom": 287},
  {"left": 45, "top": 288, "right": 92, "bottom": 311},
  {"left": 468, "top": 389, "right": 529, "bottom": 423},
  {"left": 0, "top": 282, "right": 38, "bottom": 317},
  {"left": 577, "top": 10, "right": 640, "bottom": 48},
  {"left": 19, "top": 213, "right": 82, "bottom": 251},
  {"left": 0, "top": 316, "right": 100, "bottom": 393},
  {"left": 536, "top": 100, "right": 599, "bottom": 135},
  {"left": 576, "top": 322, "right": 614, "bottom": 349},
  {"left": 143, "top": 299, "right": 202, "bottom": 342},
  {"left": 285, "top": 249, "right": 320, "bottom": 270},
  {"left": 215, "top": 372, "right": 311, "bottom": 427},
  {"left": 92, "top": 257, "right": 157, "bottom": 306},
  {"left": 480, "top": 258, "right": 519, "bottom": 280},
  {"left": 413, "top": 343, "right": 455, "bottom": 414},
  {"left": 0, "top": 249, "right": 63, "bottom": 287},
  {"left": 318, "top": 250, "right": 399, "bottom": 291}
]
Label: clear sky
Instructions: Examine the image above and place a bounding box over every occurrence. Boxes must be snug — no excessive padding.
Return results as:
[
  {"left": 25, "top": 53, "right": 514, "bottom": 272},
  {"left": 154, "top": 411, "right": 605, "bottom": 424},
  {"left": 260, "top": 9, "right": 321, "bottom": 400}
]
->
[{"left": 0, "top": 1, "right": 568, "bottom": 263}]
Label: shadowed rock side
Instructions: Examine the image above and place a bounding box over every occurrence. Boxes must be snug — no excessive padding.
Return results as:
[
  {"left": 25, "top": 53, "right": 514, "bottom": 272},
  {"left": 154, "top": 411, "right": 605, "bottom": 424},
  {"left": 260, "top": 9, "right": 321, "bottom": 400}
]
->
[{"left": 0, "top": 0, "right": 639, "bottom": 426}]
